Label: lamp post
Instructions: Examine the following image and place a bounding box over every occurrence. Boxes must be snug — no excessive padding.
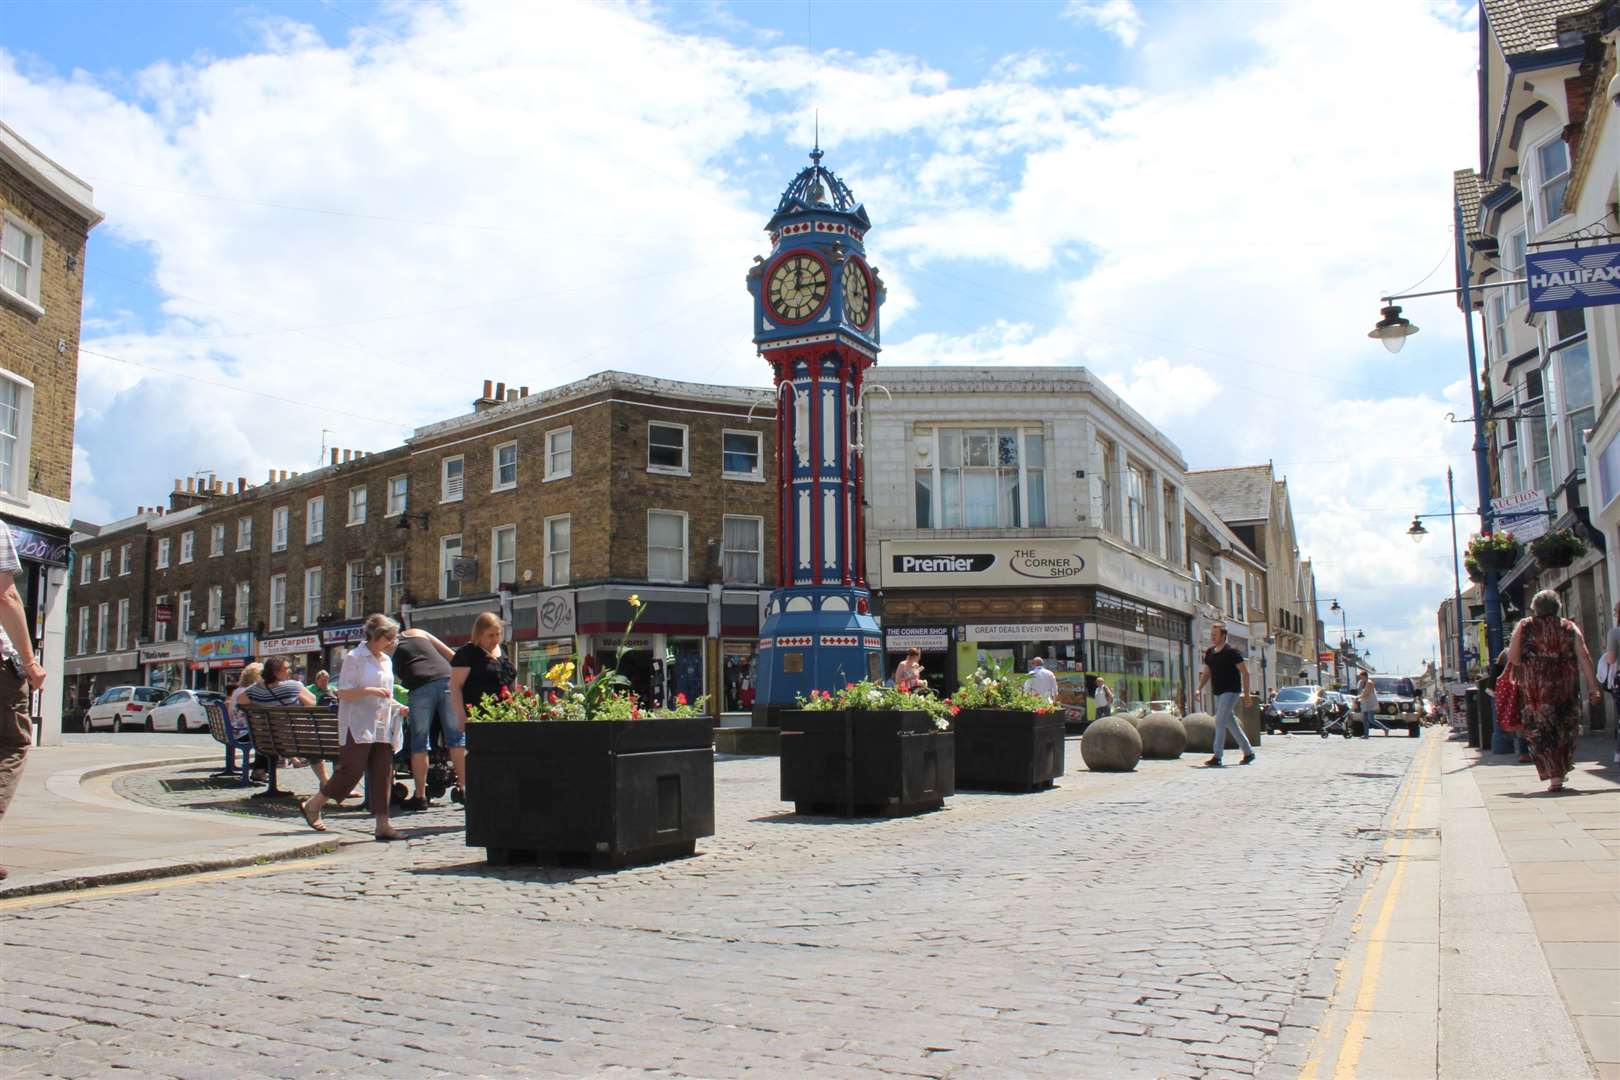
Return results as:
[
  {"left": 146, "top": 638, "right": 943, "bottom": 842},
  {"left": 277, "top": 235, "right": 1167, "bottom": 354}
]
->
[
  {"left": 1368, "top": 200, "right": 1526, "bottom": 667},
  {"left": 1407, "top": 464, "right": 1470, "bottom": 695}
]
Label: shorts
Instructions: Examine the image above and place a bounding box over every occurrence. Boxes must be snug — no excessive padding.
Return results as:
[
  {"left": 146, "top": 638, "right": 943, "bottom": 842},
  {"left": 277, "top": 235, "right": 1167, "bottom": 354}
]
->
[{"left": 407, "top": 677, "right": 464, "bottom": 753}]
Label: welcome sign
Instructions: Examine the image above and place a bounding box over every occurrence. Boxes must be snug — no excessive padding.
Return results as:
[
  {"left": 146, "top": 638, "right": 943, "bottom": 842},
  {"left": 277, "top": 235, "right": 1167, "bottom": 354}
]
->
[{"left": 1526, "top": 242, "right": 1620, "bottom": 313}]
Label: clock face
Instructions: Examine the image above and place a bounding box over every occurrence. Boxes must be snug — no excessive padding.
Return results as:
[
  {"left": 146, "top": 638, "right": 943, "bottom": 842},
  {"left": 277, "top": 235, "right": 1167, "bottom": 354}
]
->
[
  {"left": 766, "top": 252, "right": 829, "bottom": 322},
  {"left": 842, "top": 259, "right": 873, "bottom": 329}
]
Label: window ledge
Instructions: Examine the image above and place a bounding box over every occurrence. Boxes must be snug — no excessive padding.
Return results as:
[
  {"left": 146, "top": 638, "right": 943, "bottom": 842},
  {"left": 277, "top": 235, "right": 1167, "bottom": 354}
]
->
[
  {"left": 0, "top": 286, "right": 43, "bottom": 319},
  {"left": 723, "top": 473, "right": 766, "bottom": 483},
  {"left": 348, "top": 520, "right": 366, "bottom": 528},
  {"left": 491, "top": 483, "right": 516, "bottom": 494},
  {"left": 440, "top": 496, "right": 464, "bottom": 505},
  {"left": 647, "top": 467, "right": 691, "bottom": 478},
  {"left": 543, "top": 472, "right": 572, "bottom": 483}
]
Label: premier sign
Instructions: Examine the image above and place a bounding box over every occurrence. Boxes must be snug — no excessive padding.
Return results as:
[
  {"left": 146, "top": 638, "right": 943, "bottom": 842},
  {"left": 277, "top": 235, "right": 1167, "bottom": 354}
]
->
[
  {"left": 894, "top": 553, "right": 996, "bottom": 575},
  {"left": 1526, "top": 243, "right": 1620, "bottom": 313}
]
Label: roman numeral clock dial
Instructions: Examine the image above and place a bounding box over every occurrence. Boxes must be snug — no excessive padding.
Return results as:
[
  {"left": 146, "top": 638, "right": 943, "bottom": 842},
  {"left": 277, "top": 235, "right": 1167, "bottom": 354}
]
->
[
  {"left": 842, "top": 258, "right": 872, "bottom": 328},
  {"left": 767, "top": 254, "right": 829, "bottom": 322}
]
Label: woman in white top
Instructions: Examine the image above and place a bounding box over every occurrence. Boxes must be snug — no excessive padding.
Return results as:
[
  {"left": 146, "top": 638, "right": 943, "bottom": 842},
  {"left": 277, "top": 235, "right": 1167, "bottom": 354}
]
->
[{"left": 300, "top": 614, "right": 404, "bottom": 841}]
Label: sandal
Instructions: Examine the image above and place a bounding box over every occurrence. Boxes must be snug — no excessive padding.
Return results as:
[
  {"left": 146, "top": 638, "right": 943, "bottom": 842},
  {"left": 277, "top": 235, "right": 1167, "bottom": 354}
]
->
[{"left": 300, "top": 800, "right": 328, "bottom": 833}]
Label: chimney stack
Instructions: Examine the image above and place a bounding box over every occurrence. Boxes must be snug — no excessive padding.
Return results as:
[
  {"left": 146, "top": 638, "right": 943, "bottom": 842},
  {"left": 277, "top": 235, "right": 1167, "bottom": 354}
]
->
[
  {"left": 268, "top": 469, "right": 277, "bottom": 483},
  {"left": 520, "top": 386, "right": 529, "bottom": 398},
  {"left": 279, "top": 469, "right": 289, "bottom": 482},
  {"left": 342, "top": 449, "right": 352, "bottom": 463},
  {"left": 494, "top": 381, "right": 507, "bottom": 401},
  {"left": 506, "top": 388, "right": 517, "bottom": 402},
  {"left": 330, "top": 448, "right": 339, "bottom": 465},
  {"left": 238, "top": 476, "right": 247, "bottom": 491},
  {"left": 212, "top": 479, "right": 223, "bottom": 494},
  {"left": 483, "top": 379, "right": 494, "bottom": 400}
]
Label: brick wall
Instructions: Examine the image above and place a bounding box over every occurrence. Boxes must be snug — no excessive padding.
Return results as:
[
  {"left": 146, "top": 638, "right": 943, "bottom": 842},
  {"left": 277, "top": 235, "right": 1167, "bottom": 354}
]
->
[{"left": 0, "top": 158, "right": 96, "bottom": 504}]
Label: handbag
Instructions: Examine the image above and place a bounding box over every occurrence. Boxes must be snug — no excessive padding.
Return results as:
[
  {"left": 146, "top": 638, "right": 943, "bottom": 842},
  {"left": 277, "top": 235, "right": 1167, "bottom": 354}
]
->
[{"left": 1495, "top": 665, "right": 1523, "bottom": 733}]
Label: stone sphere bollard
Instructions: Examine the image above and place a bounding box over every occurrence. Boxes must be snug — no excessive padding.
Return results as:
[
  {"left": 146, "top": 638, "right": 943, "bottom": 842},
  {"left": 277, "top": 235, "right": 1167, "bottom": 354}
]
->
[
  {"left": 1138, "top": 711, "right": 1187, "bottom": 759},
  {"left": 1081, "top": 716, "right": 1143, "bottom": 772},
  {"left": 1182, "top": 712, "right": 1217, "bottom": 754}
]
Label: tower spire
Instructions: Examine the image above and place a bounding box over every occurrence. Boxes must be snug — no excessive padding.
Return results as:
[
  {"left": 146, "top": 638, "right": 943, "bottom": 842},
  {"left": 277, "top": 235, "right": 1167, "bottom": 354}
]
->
[{"left": 811, "top": 111, "right": 822, "bottom": 165}]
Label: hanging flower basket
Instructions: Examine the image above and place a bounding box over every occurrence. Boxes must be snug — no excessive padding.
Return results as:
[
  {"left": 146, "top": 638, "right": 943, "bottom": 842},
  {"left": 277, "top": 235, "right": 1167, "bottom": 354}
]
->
[
  {"left": 1530, "top": 528, "right": 1588, "bottom": 570},
  {"left": 1467, "top": 532, "right": 1522, "bottom": 573},
  {"left": 1463, "top": 551, "right": 1484, "bottom": 583}
]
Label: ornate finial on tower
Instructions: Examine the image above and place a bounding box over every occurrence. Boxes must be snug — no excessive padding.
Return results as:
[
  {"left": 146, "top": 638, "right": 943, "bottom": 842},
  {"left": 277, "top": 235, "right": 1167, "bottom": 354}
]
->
[{"left": 811, "top": 111, "right": 822, "bottom": 164}]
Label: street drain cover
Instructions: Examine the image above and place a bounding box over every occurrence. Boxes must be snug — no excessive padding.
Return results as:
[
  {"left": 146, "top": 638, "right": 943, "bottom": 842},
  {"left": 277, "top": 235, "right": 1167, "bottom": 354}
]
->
[{"left": 1355, "top": 826, "right": 1439, "bottom": 840}]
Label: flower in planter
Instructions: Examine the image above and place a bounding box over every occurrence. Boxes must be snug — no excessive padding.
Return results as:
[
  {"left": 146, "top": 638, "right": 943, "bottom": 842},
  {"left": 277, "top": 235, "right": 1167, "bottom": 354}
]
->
[
  {"left": 794, "top": 678, "right": 953, "bottom": 727},
  {"left": 947, "top": 658, "right": 1050, "bottom": 713},
  {"left": 1529, "top": 527, "right": 1588, "bottom": 566}
]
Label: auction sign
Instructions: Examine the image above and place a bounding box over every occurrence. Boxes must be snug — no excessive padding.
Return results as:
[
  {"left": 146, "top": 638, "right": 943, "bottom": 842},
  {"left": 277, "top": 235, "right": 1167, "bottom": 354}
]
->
[
  {"left": 1490, "top": 489, "right": 1550, "bottom": 543},
  {"left": 1526, "top": 242, "right": 1620, "bottom": 313}
]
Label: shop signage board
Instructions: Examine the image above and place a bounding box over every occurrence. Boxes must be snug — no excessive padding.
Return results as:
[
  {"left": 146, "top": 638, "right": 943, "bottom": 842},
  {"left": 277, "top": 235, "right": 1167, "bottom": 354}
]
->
[
  {"left": 139, "top": 642, "right": 190, "bottom": 663},
  {"left": 8, "top": 524, "right": 69, "bottom": 566},
  {"left": 1490, "top": 489, "right": 1550, "bottom": 543},
  {"left": 320, "top": 623, "right": 365, "bottom": 647},
  {"left": 260, "top": 633, "right": 320, "bottom": 656},
  {"left": 194, "top": 631, "right": 254, "bottom": 662},
  {"left": 885, "top": 626, "right": 952, "bottom": 652},
  {"left": 155, "top": 604, "right": 173, "bottom": 624},
  {"left": 962, "top": 623, "right": 1079, "bottom": 642},
  {"left": 536, "top": 590, "right": 576, "bottom": 637},
  {"left": 1525, "top": 242, "right": 1620, "bottom": 313},
  {"left": 880, "top": 538, "right": 1195, "bottom": 614}
]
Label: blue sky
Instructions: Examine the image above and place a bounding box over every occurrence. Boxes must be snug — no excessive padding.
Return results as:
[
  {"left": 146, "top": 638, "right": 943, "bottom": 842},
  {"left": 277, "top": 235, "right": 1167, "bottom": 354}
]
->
[{"left": 1, "top": 0, "right": 1483, "bottom": 671}]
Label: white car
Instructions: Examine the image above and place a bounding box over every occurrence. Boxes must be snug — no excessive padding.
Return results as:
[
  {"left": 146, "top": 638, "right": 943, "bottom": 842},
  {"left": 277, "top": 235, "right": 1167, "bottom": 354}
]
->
[
  {"left": 84, "top": 685, "right": 169, "bottom": 732},
  {"left": 147, "top": 689, "right": 227, "bottom": 733}
]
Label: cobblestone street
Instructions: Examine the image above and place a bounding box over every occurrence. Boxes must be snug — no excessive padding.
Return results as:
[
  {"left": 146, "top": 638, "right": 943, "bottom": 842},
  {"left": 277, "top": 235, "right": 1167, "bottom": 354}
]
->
[{"left": 0, "top": 732, "right": 1429, "bottom": 1079}]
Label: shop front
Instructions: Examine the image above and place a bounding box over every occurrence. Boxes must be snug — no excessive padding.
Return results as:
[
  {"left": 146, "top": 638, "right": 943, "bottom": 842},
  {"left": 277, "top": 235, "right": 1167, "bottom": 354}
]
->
[
  {"left": 574, "top": 584, "right": 767, "bottom": 720},
  {"left": 63, "top": 650, "right": 141, "bottom": 722},
  {"left": 877, "top": 537, "right": 1195, "bottom": 712},
  {"left": 319, "top": 622, "right": 365, "bottom": 676},
  {"left": 254, "top": 631, "right": 318, "bottom": 683},
  {"left": 9, "top": 520, "right": 71, "bottom": 743},
  {"left": 511, "top": 589, "right": 577, "bottom": 692},
  {"left": 881, "top": 625, "right": 953, "bottom": 692},
  {"left": 404, "top": 595, "right": 503, "bottom": 648},
  {"left": 140, "top": 641, "right": 190, "bottom": 693},
  {"left": 190, "top": 631, "right": 255, "bottom": 691}
]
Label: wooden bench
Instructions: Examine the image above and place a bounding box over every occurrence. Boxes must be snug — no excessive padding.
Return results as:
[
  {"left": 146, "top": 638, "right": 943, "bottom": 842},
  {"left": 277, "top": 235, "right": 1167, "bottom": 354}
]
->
[
  {"left": 203, "top": 701, "right": 255, "bottom": 786},
  {"left": 241, "top": 704, "right": 341, "bottom": 798}
]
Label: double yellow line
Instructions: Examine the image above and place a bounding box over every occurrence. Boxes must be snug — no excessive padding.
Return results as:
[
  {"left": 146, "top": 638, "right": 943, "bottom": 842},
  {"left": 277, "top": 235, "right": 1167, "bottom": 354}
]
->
[{"left": 1300, "top": 729, "right": 1441, "bottom": 1080}]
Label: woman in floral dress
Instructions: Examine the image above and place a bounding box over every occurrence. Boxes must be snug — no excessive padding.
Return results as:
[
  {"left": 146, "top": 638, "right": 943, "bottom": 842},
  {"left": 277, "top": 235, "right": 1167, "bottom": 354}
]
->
[{"left": 1506, "top": 589, "right": 1603, "bottom": 792}]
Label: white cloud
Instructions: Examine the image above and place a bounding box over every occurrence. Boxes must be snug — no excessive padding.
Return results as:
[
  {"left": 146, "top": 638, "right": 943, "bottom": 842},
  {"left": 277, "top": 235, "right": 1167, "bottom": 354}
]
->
[
  {"left": 1064, "top": 1, "right": 1146, "bottom": 47},
  {"left": 4, "top": 0, "right": 1479, "bottom": 673}
]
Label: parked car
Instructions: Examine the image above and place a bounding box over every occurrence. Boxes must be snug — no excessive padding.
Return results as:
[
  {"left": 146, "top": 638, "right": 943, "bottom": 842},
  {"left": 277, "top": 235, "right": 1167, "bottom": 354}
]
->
[
  {"left": 1262, "top": 685, "right": 1326, "bottom": 733},
  {"left": 84, "top": 685, "right": 170, "bottom": 732},
  {"left": 147, "top": 689, "right": 228, "bottom": 733},
  {"left": 1372, "top": 676, "right": 1423, "bottom": 737}
]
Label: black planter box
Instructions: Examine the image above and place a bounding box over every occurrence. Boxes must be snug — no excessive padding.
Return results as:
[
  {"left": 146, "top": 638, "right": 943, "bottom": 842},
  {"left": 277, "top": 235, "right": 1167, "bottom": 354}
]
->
[
  {"left": 465, "top": 719, "right": 715, "bottom": 868},
  {"left": 779, "top": 710, "right": 954, "bottom": 817},
  {"left": 952, "top": 708, "right": 1065, "bottom": 791}
]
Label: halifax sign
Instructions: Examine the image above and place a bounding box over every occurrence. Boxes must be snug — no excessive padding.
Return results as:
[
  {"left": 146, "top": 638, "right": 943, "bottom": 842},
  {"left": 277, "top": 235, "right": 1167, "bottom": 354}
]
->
[{"left": 1526, "top": 242, "right": 1620, "bottom": 314}]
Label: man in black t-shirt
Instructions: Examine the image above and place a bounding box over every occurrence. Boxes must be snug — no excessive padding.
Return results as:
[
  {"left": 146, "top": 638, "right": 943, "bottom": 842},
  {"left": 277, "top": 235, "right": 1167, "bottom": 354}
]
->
[{"left": 1195, "top": 622, "right": 1256, "bottom": 768}]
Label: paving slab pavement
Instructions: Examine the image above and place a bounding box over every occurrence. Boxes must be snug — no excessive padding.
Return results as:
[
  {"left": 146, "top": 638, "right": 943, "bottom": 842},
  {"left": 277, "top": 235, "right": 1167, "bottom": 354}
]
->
[
  {"left": 1301, "top": 729, "right": 1617, "bottom": 1080},
  {"left": 0, "top": 735, "right": 344, "bottom": 897}
]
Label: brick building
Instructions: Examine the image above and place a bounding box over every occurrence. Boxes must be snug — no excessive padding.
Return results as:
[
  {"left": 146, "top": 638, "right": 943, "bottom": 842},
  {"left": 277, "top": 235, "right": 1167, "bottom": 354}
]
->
[
  {"left": 0, "top": 121, "right": 103, "bottom": 743},
  {"left": 63, "top": 371, "right": 779, "bottom": 722}
]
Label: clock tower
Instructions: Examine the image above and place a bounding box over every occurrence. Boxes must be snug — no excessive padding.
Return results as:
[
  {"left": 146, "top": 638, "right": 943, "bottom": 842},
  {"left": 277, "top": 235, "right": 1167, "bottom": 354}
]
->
[{"left": 746, "top": 147, "right": 886, "bottom": 720}]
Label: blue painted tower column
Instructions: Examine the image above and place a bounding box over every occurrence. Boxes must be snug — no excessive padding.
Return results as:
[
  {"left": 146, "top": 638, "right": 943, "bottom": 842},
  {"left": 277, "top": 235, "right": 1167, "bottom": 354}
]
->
[{"left": 747, "top": 149, "right": 887, "bottom": 720}]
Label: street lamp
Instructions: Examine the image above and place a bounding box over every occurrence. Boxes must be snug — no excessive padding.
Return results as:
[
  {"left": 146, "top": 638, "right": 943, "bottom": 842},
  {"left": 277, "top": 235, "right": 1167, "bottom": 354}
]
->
[
  {"left": 1407, "top": 466, "right": 1469, "bottom": 708},
  {"left": 1367, "top": 199, "right": 1527, "bottom": 667}
]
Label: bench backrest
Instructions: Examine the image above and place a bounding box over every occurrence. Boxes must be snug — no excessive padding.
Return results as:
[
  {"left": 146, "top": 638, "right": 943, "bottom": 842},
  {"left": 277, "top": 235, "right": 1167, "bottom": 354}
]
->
[
  {"left": 204, "top": 701, "right": 230, "bottom": 746},
  {"left": 242, "top": 704, "right": 342, "bottom": 760}
]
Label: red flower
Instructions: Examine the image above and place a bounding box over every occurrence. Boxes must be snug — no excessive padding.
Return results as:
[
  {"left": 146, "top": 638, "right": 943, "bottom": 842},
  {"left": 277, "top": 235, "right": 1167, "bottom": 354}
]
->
[
  {"left": 498, "top": 686, "right": 513, "bottom": 701},
  {"left": 949, "top": 705, "right": 960, "bottom": 716},
  {"left": 846, "top": 683, "right": 855, "bottom": 690},
  {"left": 631, "top": 706, "right": 642, "bottom": 719},
  {"left": 675, "top": 692, "right": 688, "bottom": 706},
  {"left": 899, "top": 685, "right": 911, "bottom": 695}
]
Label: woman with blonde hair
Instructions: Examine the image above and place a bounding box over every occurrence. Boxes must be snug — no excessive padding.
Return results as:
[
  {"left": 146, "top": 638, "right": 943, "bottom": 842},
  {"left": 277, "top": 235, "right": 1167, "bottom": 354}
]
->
[
  {"left": 450, "top": 612, "right": 516, "bottom": 745},
  {"left": 1506, "top": 589, "right": 1603, "bottom": 792},
  {"left": 230, "top": 662, "right": 264, "bottom": 781}
]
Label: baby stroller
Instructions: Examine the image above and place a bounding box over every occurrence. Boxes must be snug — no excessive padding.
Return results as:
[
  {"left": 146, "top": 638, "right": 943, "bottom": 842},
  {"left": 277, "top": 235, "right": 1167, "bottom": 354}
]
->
[
  {"left": 387, "top": 701, "right": 464, "bottom": 807},
  {"left": 1319, "top": 706, "right": 1355, "bottom": 739}
]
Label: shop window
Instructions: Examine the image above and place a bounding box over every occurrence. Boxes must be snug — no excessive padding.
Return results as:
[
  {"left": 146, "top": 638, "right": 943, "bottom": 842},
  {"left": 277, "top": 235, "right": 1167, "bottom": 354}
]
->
[
  {"left": 387, "top": 475, "right": 408, "bottom": 516},
  {"left": 440, "top": 535, "right": 463, "bottom": 600},
  {"left": 545, "top": 515, "right": 570, "bottom": 587},
  {"left": 385, "top": 555, "right": 404, "bottom": 614},
  {"left": 722, "top": 515, "right": 763, "bottom": 584},
  {"left": 723, "top": 430, "right": 763, "bottom": 479},
  {"left": 304, "top": 566, "right": 322, "bottom": 624},
  {"left": 346, "top": 560, "right": 365, "bottom": 616},
  {"left": 269, "top": 575, "right": 287, "bottom": 632},
  {"left": 306, "top": 496, "right": 324, "bottom": 543},
  {"left": 545, "top": 427, "right": 572, "bottom": 481},
  {"left": 648, "top": 423, "right": 688, "bottom": 474},
  {"left": 648, "top": 510, "right": 687, "bottom": 582},
  {"left": 493, "top": 442, "right": 517, "bottom": 491},
  {"left": 491, "top": 525, "right": 517, "bottom": 590},
  {"left": 723, "top": 643, "right": 757, "bottom": 712}
]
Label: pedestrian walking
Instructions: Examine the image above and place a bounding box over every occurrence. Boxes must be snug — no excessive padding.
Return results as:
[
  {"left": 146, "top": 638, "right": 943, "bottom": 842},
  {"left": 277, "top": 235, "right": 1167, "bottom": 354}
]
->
[
  {"left": 450, "top": 612, "right": 516, "bottom": 729},
  {"left": 1093, "top": 677, "right": 1114, "bottom": 719},
  {"left": 893, "top": 648, "right": 924, "bottom": 693},
  {"left": 300, "top": 614, "right": 406, "bottom": 840},
  {"left": 0, "top": 519, "right": 47, "bottom": 882},
  {"left": 1506, "top": 589, "right": 1603, "bottom": 793},
  {"left": 247, "top": 656, "right": 328, "bottom": 788},
  {"left": 1355, "top": 671, "right": 1390, "bottom": 737},
  {"left": 393, "top": 626, "right": 460, "bottom": 810},
  {"left": 1194, "top": 622, "right": 1255, "bottom": 767},
  {"left": 1023, "top": 657, "right": 1058, "bottom": 703}
]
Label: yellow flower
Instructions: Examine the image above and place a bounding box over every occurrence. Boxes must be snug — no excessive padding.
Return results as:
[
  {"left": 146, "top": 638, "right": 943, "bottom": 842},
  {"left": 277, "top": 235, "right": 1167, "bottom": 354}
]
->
[
  {"left": 628, "top": 593, "right": 641, "bottom": 608},
  {"left": 545, "top": 660, "right": 576, "bottom": 683}
]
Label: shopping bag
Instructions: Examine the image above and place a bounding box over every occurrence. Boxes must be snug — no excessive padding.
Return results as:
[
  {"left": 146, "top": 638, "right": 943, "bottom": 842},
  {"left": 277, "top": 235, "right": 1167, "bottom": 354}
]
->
[{"left": 1495, "top": 665, "right": 1523, "bottom": 733}]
